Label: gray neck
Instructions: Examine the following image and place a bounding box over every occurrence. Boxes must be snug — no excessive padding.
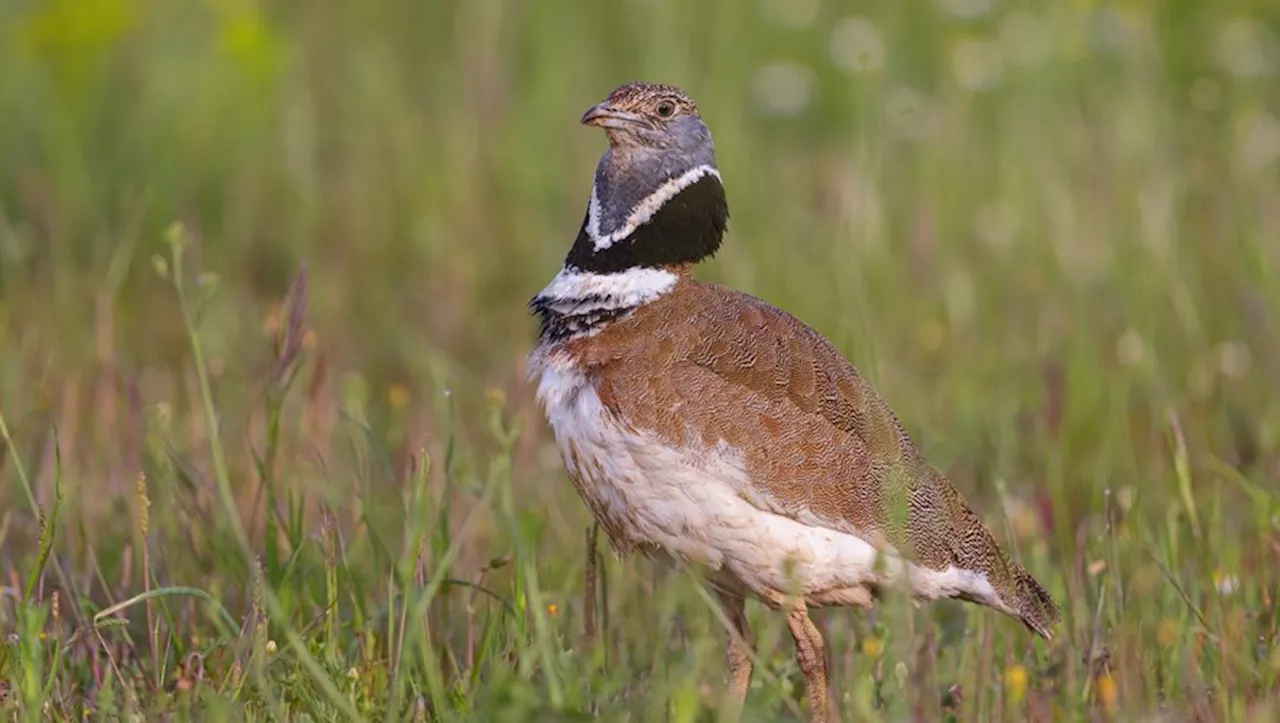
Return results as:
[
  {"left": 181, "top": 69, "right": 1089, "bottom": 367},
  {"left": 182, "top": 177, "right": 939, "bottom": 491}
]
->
[{"left": 591, "top": 144, "right": 719, "bottom": 237}]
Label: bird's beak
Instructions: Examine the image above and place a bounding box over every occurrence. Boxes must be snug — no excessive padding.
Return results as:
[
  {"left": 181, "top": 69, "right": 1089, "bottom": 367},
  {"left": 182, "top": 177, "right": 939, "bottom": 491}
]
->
[{"left": 580, "top": 102, "right": 649, "bottom": 130}]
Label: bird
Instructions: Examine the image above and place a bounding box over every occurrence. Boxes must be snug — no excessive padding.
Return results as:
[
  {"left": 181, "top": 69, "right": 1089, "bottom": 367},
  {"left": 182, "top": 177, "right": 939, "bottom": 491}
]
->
[{"left": 526, "top": 81, "right": 1059, "bottom": 721}]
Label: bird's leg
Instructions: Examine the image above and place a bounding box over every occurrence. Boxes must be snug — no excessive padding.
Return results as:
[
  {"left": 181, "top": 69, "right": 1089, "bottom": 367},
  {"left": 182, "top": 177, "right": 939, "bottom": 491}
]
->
[
  {"left": 715, "top": 589, "right": 755, "bottom": 703},
  {"left": 583, "top": 523, "right": 599, "bottom": 648},
  {"left": 786, "top": 606, "right": 830, "bottom": 723}
]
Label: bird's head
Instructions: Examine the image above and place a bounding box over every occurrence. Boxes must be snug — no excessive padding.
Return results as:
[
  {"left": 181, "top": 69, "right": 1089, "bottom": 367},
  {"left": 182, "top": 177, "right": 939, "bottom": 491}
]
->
[
  {"left": 582, "top": 82, "right": 714, "bottom": 160},
  {"left": 565, "top": 82, "right": 728, "bottom": 274}
]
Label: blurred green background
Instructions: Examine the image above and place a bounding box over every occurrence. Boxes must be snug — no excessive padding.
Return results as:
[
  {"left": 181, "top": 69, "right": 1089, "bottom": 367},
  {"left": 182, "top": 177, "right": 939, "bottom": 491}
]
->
[{"left": 1, "top": 0, "right": 1279, "bottom": 719}]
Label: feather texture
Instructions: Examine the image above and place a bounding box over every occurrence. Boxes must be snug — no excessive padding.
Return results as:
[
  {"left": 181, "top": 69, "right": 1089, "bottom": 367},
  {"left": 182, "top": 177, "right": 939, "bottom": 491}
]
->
[{"left": 536, "top": 275, "right": 1060, "bottom": 636}]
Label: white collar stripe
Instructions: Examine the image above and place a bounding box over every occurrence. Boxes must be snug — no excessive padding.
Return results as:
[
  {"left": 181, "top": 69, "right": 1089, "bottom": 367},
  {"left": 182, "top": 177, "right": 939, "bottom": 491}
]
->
[
  {"left": 535, "top": 266, "right": 678, "bottom": 310},
  {"left": 586, "top": 164, "right": 721, "bottom": 251}
]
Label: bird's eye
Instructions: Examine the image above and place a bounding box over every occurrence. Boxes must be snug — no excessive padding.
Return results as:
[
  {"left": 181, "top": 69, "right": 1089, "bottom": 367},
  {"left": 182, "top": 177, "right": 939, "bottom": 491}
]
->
[{"left": 656, "top": 101, "right": 676, "bottom": 118}]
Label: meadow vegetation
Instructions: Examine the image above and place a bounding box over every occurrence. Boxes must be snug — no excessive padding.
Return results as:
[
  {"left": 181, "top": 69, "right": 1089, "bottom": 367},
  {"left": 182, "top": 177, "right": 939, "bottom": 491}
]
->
[{"left": 1, "top": 0, "right": 1279, "bottom": 719}]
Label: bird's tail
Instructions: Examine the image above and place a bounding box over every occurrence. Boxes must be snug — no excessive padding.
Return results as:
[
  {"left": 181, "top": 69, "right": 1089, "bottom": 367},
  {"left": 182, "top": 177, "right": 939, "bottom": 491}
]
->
[
  {"left": 1010, "top": 565, "right": 1061, "bottom": 639},
  {"left": 931, "top": 469, "right": 1061, "bottom": 639}
]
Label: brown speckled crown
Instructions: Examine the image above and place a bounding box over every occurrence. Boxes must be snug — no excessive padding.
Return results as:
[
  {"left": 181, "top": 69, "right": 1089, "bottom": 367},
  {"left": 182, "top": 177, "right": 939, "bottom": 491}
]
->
[{"left": 601, "top": 81, "right": 700, "bottom": 116}]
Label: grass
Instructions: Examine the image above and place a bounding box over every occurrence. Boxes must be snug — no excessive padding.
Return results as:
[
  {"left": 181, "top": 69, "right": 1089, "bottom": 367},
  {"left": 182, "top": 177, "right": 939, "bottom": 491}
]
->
[{"left": 1, "top": 0, "right": 1279, "bottom": 719}]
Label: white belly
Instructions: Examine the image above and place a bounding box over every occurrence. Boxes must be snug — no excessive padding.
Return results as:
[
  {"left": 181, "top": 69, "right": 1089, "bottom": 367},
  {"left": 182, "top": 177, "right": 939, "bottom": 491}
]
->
[
  {"left": 530, "top": 350, "right": 1005, "bottom": 608},
  {"left": 531, "top": 351, "right": 900, "bottom": 602}
]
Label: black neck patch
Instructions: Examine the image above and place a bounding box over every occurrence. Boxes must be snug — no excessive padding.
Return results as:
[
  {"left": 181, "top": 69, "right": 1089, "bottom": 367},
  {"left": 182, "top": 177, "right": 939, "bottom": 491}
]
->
[{"left": 563, "top": 173, "right": 730, "bottom": 274}]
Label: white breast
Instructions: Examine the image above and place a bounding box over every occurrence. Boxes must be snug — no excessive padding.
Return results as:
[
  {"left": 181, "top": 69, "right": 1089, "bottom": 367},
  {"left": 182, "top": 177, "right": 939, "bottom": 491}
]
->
[{"left": 529, "top": 349, "right": 1004, "bottom": 609}]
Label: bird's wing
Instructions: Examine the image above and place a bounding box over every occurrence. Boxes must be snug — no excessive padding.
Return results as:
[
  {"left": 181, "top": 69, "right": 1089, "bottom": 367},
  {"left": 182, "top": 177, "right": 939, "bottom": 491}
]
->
[{"left": 579, "top": 280, "right": 1058, "bottom": 636}]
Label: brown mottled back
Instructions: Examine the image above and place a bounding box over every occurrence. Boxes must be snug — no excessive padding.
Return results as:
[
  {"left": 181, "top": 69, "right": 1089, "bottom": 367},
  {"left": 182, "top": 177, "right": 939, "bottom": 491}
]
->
[{"left": 570, "top": 273, "right": 1060, "bottom": 637}]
